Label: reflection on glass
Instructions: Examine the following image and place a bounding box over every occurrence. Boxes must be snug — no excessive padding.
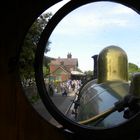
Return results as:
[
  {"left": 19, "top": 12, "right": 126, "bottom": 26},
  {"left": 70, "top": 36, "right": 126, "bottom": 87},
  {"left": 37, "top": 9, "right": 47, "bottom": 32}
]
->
[{"left": 76, "top": 80, "right": 129, "bottom": 127}]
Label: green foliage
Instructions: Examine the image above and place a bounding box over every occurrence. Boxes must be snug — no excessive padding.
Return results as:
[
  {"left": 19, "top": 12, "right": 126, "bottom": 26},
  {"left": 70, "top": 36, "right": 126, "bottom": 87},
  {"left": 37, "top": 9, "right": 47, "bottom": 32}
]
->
[
  {"left": 19, "top": 13, "right": 52, "bottom": 86},
  {"left": 30, "top": 94, "right": 40, "bottom": 104},
  {"left": 43, "top": 65, "right": 50, "bottom": 77},
  {"left": 128, "top": 62, "right": 139, "bottom": 73},
  {"left": 84, "top": 70, "right": 93, "bottom": 81},
  {"left": 84, "top": 70, "right": 93, "bottom": 76},
  {"left": 128, "top": 62, "right": 140, "bottom": 80}
]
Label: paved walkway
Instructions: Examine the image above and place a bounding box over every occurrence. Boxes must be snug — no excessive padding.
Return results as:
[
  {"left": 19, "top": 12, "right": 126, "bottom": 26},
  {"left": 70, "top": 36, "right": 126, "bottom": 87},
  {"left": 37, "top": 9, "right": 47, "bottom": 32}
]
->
[{"left": 33, "top": 91, "right": 77, "bottom": 127}]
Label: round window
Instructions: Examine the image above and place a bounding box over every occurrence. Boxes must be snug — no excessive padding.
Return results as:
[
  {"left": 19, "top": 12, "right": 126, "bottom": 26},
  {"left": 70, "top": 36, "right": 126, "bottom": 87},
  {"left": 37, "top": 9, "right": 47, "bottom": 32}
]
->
[{"left": 20, "top": 0, "right": 140, "bottom": 139}]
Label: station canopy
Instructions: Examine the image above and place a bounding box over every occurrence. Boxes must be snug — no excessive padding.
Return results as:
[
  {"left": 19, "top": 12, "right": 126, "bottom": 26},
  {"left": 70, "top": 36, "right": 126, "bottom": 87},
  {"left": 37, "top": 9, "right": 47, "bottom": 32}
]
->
[{"left": 71, "top": 71, "right": 85, "bottom": 75}]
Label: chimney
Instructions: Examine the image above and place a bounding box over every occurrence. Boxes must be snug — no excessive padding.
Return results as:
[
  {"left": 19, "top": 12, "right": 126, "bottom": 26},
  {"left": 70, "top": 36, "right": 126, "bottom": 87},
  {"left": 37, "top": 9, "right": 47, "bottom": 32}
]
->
[
  {"left": 91, "top": 55, "right": 98, "bottom": 79},
  {"left": 67, "top": 53, "right": 72, "bottom": 59}
]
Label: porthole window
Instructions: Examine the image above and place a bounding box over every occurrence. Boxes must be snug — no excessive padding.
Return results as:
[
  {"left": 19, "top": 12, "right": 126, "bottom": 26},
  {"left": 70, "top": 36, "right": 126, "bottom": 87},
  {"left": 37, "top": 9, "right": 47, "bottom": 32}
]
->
[{"left": 19, "top": 0, "right": 140, "bottom": 139}]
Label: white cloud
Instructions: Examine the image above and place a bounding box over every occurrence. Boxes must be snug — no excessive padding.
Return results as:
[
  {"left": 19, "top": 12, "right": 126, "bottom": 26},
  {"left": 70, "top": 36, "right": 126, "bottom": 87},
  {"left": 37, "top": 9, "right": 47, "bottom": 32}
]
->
[
  {"left": 51, "top": 10, "right": 129, "bottom": 37},
  {"left": 111, "top": 4, "right": 137, "bottom": 15},
  {"left": 52, "top": 2, "right": 139, "bottom": 36},
  {"left": 42, "top": 1, "right": 140, "bottom": 39}
]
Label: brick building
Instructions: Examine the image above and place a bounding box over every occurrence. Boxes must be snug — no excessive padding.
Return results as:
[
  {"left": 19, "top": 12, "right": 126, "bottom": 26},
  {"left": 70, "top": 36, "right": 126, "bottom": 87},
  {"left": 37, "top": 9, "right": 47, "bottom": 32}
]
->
[{"left": 49, "top": 53, "right": 78, "bottom": 82}]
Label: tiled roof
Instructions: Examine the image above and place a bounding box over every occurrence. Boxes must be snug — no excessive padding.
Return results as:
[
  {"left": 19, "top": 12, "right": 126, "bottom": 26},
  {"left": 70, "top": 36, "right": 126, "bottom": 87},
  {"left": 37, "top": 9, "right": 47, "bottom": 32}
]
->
[{"left": 50, "top": 58, "right": 78, "bottom": 66}]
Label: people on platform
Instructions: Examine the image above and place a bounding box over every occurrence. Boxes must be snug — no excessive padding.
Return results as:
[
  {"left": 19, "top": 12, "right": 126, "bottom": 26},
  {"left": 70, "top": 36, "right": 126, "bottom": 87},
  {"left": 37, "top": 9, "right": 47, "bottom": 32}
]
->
[{"left": 48, "top": 79, "right": 82, "bottom": 96}]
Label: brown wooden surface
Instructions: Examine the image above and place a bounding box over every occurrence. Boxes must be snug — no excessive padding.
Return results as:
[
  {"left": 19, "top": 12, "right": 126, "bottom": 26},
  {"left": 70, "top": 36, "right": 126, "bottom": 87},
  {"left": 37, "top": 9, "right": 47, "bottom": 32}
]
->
[{"left": 0, "top": 0, "right": 65, "bottom": 139}]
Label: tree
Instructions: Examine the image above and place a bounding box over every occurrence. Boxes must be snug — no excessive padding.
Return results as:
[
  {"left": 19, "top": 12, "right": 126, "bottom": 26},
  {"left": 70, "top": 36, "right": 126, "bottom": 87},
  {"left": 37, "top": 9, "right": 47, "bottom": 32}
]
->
[
  {"left": 84, "top": 70, "right": 93, "bottom": 76},
  {"left": 128, "top": 62, "right": 139, "bottom": 73},
  {"left": 128, "top": 62, "right": 140, "bottom": 80},
  {"left": 19, "top": 13, "right": 52, "bottom": 86},
  {"left": 84, "top": 70, "right": 93, "bottom": 81}
]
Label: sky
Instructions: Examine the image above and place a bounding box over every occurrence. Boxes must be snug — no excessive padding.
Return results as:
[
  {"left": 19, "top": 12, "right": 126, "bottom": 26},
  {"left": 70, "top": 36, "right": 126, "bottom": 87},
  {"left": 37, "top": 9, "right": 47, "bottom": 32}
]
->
[{"left": 44, "top": 0, "right": 140, "bottom": 72}]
